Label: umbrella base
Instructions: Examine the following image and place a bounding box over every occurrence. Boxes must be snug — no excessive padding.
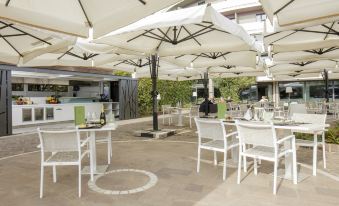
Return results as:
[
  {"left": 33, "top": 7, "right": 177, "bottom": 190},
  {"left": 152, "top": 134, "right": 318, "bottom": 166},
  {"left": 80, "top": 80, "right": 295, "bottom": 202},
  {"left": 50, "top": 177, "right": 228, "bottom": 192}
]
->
[{"left": 134, "top": 128, "right": 177, "bottom": 139}]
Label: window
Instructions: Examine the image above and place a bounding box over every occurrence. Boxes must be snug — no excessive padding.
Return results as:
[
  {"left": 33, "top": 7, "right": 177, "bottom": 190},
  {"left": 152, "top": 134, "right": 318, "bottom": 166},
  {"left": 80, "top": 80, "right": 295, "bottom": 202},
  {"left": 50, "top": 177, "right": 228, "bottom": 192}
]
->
[
  {"left": 279, "top": 82, "right": 304, "bottom": 99},
  {"left": 12, "top": 83, "right": 24, "bottom": 91},
  {"left": 28, "top": 84, "right": 68, "bottom": 92},
  {"left": 256, "top": 13, "right": 266, "bottom": 22}
]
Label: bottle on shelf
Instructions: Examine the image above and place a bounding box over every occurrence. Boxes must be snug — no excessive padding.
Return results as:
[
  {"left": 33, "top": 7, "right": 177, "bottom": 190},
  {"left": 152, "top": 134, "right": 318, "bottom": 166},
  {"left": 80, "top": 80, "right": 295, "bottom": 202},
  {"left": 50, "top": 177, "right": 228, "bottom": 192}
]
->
[{"left": 100, "top": 106, "right": 106, "bottom": 126}]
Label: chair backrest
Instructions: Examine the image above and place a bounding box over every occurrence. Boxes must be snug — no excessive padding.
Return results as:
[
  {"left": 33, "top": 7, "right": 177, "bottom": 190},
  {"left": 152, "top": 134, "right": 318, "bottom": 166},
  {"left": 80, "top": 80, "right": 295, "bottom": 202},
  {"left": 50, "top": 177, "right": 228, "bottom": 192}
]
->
[
  {"left": 194, "top": 118, "right": 225, "bottom": 142},
  {"left": 236, "top": 121, "right": 276, "bottom": 148},
  {"left": 291, "top": 113, "right": 327, "bottom": 125},
  {"left": 38, "top": 128, "right": 80, "bottom": 153},
  {"left": 190, "top": 105, "right": 200, "bottom": 117},
  {"left": 289, "top": 104, "right": 307, "bottom": 116},
  {"left": 162, "top": 104, "right": 171, "bottom": 111}
]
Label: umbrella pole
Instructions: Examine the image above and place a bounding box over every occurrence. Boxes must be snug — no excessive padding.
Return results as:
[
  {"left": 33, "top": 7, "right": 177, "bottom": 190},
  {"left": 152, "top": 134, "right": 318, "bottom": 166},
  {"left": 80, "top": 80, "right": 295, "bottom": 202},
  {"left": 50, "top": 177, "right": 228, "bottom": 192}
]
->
[
  {"left": 203, "top": 72, "right": 209, "bottom": 116},
  {"left": 324, "top": 69, "right": 329, "bottom": 103},
  {"left": 151, "top": 54, "right": 159, "bottom": 131}
]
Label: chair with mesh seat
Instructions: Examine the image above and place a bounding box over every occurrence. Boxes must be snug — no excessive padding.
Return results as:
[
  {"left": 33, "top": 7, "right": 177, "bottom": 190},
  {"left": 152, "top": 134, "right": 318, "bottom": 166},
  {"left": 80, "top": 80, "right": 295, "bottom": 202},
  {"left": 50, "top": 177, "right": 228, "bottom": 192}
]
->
[
  {"left": 235, "top": 121, "right": 297, "bottom": 194},
  {"left": 37, "top": 128, "right": 91, "bottom": 198},
  {"left": 184, "top": 105, "right": 200, "bottom": 128},
  {"left": 194, "top": 118, "right": 239, "bottom": 180},
  {"left": 291, "top": 113, "right": 327, "bottom": 173}
]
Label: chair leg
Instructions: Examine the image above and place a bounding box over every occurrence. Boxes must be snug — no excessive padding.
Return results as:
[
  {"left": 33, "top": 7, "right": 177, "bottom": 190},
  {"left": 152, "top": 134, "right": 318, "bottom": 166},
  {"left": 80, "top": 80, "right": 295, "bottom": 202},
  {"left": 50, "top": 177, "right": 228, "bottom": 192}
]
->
[
  {"left": 253, "top": 158, "right": 258, "bottom": 176},
  {"left": 292, "top": 140, "right": 298, "bottom": 184},
  {"left": 273, "top": 159, "right": 278, "bottom": 195},
  {"left": 197, "top": 147, "right": 201, "bottom": 173},
  {"left": 52, "top": 166, "right": 57, "bottom": 183},
  {"left": 223, "top": 150, "right": 227, "bottom": 181},
  {"left": 243, "top": 145, "right": 247, "bottom": 172},
  {"left": 162, "top": 111, "right": 165, "bottom": 124},
  {"left": 89, "top": 151, "right": 94, "bottom": 182},
  {"left": 313, "top": 133, "right": 318, "bottom": 176},
  {"left": 107, "top": 137, "right": 111, "bottom": 165},
  {"left": 40, "top": 165, "right": 44, "bottom": 198},
  {"left": 237, "top": 150, "right": 242, "bottom": 184},
  {"left": 78, "top": 163, "right": 81, "bottom": 198},
  {"left": 213, "top": 151, "right": 217, "bottom": 166},
  {"left": 322, "top": 132, "right": 327, "bottom": 169},
  {"left": 189, "top": 118, "right": 192, "bottom": 128}
]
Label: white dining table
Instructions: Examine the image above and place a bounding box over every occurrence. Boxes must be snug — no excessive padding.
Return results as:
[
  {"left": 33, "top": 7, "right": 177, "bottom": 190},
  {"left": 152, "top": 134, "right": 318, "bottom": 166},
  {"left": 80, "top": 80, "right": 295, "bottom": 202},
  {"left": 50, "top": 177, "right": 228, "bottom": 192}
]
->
[
  {"left": 79, "top": 123, "right": 117, "bottom": 181},
  {"left": 223, "top": 121, "right": 328, "bottom": 181}
]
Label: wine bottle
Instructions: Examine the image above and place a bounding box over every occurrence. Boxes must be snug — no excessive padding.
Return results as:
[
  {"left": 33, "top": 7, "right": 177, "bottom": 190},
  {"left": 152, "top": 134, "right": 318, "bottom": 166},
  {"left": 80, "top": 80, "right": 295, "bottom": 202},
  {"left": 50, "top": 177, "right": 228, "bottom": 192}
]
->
[{"left": 100, "top": 105, "right": 106, "bottom": 126}]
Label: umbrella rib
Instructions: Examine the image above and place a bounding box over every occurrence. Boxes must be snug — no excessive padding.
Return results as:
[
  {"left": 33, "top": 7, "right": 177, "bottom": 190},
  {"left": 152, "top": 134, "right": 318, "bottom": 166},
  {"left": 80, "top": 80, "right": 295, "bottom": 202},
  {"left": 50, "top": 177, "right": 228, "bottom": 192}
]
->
[
  {"left": 0, "top": 24, "right": 12, "bottom": 30},
  {"left": 175, "top": 54, "right": 185, "bottom": 59},
  {"left": 156, "top": 27, "right": 171, "bottom": 50},
  {"left": 323, "top": 22, "right": 336, "bottom": 40},
  {"left": 127, "top": 29, "right": 154, "bottom": 42},
  {"left": 57, "top": 47, "right": 74, "bottom": 60},
  {"left": 196, "top": 23, "right": 230, "bottom": 34},
  {"left": 179, "top": 24, "right": 213, "bottom": 42},
  {"left": 157, "top": 28, "right": 172, "bottom": 42},
  {"left": 295, "top": 29, "right": 337, "bottom": 35},
  {"left": 138, "top": 0, "right": 146, "bottom": 5},
  {"left": 322, "top": 24, "right": 339, "bottom": 36},
  {"left": 0, "top": 21, "right": 52, "bottom": 45},
  {"left": 273, "top": 0, "right": 295, "bottom": 15},
  {"left": 176, "top": 26, "right": 183, "bottom": 40},
  {"left": 78, "top": 0, "right": 93, "bottom": 27},
  {"left": 5, "top": 0, "right": 11, "bottom": 6},
  {"left": 270, "top": 30, "right": 298, "bottom": 44},
  {"left": 0, "top": 33, "right": 23, "bottom": 57},
  {"left": 2, "top": 33, "right": 27, "bottom": 38},
  {"left": 180, "top": 26, "right": 201, "bottom": 46},
  {"left": 191, "top": 54, "right": 202, "bottom": 62},
  {"left": 113, "top": 60, "right": 126, "bottom": 67},
  {"left": 66, "top": 51, "right": 85, "bottom": 60}
]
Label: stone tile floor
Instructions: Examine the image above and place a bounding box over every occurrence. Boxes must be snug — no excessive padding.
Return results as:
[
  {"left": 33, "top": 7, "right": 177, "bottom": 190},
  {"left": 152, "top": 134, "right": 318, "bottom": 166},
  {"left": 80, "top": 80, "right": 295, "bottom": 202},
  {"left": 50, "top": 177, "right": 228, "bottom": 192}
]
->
[{"left": 1, "top": 117, "right": 339, "bottom": 206}]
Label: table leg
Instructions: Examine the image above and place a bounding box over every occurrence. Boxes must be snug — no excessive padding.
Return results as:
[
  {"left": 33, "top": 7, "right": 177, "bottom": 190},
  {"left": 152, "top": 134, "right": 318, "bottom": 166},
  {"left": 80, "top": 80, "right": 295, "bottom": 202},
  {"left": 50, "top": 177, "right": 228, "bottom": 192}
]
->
[
  {"left": 89, "top": 131, "right": 97, "bottom": 173},
  {"left": 313, "top": 132, "right": 318, "bottom": 176}
]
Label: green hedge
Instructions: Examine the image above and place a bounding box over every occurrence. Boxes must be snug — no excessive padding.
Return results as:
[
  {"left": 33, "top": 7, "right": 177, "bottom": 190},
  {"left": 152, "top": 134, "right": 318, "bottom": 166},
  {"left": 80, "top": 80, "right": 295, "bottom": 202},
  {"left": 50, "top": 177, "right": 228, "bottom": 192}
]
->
[{"left": 138, "top": 78, "right": 193, "bottom": 116}]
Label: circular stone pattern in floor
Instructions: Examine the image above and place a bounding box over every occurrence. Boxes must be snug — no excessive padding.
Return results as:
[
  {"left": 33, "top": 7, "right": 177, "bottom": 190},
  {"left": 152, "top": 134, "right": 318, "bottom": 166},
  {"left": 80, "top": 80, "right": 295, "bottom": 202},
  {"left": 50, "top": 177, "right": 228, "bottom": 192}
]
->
[{"left": 88, "top": 169, "right": 158, "bottom": 195}]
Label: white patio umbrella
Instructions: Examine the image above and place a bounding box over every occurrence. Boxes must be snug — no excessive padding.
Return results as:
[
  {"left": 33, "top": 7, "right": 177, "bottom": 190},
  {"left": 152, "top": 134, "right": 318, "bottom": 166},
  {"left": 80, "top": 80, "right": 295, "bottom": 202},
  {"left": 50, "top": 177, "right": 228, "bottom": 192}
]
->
[
  {"left": 18, "top": 39, "right": 141, "bottom": 68},
  {"left": 264, "top": 21, "right": 339, "bottom": 53},
  {"left": 272, "top": 49, "right": 339, "bottom": 62},
  {"left": 268, "top": 60, "right": 338, "bottom": 74},
  {"left": 0, "top": 20, "right": 75, "bottom": 65},
  {"left": 260, "top": 0, "right": 339, "bottom": 29},
  {"left": 93, "top": 4, "right": 259, "bottom": 130},
  {"left": 0, "top": 0, "right": 183, "bottom": 38},
  {"left": 164, "top": 50, "right": 257, "bottom": 68}
]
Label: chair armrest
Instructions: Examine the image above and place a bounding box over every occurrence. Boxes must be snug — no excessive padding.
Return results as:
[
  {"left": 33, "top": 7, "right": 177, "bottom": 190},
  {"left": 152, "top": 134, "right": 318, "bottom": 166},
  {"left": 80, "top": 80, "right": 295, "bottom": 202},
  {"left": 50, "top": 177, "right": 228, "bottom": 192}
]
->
[
  {"left": 277, "top": 135, "right": 295, "bottom": 145},
  {"left": 225, "top": 131, "right": 238, "bottom": 139},
  {"left": 80, "top": 137, "right": 91, "bottom": 147}
]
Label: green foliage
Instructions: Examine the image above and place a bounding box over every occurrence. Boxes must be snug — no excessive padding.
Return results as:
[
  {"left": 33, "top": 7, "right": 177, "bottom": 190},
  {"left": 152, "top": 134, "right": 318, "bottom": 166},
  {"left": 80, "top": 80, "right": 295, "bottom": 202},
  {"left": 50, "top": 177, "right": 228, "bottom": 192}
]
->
[
  {"left": 138, "top": 78, "right": 193, "bottom": 115},
  {"left": 214, "top": 77, "right": 256, "bottom": 102},
  {"left": 114, "top": 71, "right": 131, "bottom": 77}
]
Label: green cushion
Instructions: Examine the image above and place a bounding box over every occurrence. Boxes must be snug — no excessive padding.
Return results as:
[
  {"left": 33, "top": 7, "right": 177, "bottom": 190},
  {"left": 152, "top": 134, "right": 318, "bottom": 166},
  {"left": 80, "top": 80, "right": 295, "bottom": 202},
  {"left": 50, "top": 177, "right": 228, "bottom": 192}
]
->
[
  {"left": 217, "top": 103, "right": 226, "bottom": 119},
  {"left": 74, "top": 106, "right": 85, "bottom": 126}
]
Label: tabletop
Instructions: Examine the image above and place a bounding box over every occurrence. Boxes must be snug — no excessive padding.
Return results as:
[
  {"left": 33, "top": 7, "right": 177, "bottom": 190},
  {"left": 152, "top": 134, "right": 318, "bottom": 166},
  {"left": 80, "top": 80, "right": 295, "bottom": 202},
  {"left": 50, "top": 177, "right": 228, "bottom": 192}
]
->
[{"left": 78, "top": 123, "right": 117, "bottom": 132}]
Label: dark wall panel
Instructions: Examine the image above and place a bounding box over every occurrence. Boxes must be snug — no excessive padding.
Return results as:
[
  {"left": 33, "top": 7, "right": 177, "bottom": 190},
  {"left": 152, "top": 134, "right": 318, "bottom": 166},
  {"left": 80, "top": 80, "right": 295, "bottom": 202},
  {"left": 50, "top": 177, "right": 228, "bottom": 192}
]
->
[
  {"left": 119, "top": 79, "right": 138, "bottom": 120},
  {"left": 0, "top": 68, "right": 12, "bottom": 136}
]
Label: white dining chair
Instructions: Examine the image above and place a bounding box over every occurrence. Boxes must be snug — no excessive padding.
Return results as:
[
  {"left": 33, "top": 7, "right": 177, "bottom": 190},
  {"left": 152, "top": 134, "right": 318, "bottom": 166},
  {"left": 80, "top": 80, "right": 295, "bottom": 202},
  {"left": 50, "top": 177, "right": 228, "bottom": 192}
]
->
[
  {"left": 194, "top": 118, "right": 238, "bottom": 180},
  {"left": 288, "top": 103, "right": 307, "bottom": 117},
  {"left": 291, "top": 113, "right": 327, "bottom": 171},
  {"left": 184, "top": 105, "right": 200, "bottom": 128},
  {"left": 235, "top": 121, "right": 297, "bottom": 195},
  {"left": 161, "top": 104, "right": 171, "bottom": 124},
  {"left": 37, "top": 128, "right": 91, "bottom": 198}
]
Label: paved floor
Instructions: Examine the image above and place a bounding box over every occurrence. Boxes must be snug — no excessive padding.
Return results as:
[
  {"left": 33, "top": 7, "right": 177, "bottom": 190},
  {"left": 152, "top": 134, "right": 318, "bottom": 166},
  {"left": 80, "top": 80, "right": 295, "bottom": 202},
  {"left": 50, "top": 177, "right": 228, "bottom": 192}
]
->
[{"left": 1, "top": 117, "right": 339, "bottom": 206}]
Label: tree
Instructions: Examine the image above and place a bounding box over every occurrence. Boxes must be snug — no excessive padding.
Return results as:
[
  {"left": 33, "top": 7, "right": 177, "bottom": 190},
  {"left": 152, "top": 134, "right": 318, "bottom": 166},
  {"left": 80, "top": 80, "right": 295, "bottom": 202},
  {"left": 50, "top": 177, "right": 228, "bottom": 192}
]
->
[{"left": 214, "top": 77, "right": 255, "bottom": 102}]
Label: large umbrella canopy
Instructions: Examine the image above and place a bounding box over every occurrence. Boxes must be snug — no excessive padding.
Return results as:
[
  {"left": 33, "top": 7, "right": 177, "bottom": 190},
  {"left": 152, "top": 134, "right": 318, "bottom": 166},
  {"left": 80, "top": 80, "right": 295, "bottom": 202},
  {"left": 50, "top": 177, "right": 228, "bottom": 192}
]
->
[
  {"left": 260, "top": 0, "right": 339, "bottom": 29},
  {"left": 268, "top": 60, "right": 338, "bottom": 75},
  {"left": 18, "top": 39, "right": 141, "bottom": 67},
  {"left": 272, "top": 49, "right": 339, "bottom": 62},
  {"left": 264, "top": 21, "right": 339, "bottom": 53},
  {"left": 164, "top": 50, "right": 257, "bottom": 68},
  {"left": 0, "top": 0, "right": 183, "bottom": 38},
  {"left": 0, "top": 20, "right": 75, "bottom": 65},
  {"left": 94, "top": 4, "right": 259, "bottom": 56}
]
